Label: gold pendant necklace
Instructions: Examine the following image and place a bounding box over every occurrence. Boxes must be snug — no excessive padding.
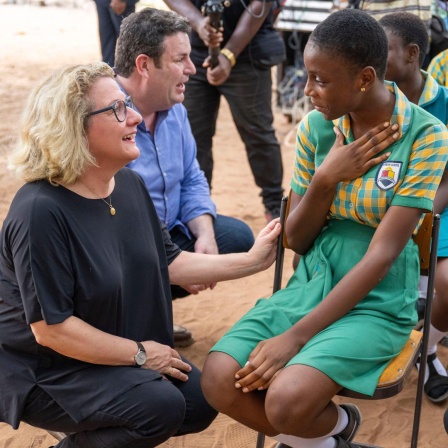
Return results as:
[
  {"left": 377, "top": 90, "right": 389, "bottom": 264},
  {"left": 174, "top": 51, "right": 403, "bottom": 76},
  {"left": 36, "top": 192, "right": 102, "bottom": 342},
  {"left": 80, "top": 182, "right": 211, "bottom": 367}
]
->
[{"left": 79, "top": 181, "right": 116, "bottom": 216}]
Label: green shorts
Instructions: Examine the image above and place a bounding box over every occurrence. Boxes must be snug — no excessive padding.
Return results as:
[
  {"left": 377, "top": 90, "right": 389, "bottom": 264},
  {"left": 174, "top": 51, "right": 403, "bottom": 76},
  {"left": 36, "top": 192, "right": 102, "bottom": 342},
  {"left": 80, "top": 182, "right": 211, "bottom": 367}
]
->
[{"left": 211, "top": 219, "right": 419, "bottom": 396}]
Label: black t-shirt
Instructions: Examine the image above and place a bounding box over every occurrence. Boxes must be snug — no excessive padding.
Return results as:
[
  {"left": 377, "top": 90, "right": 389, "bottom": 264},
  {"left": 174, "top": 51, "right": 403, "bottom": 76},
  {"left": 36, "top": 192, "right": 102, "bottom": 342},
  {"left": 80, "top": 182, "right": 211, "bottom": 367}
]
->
[
  {"left": 0, "top": 168, "right": 181, "bottom": 428},
  {"left": 189, "top": 0, "right": 282, "bottom": 65}
]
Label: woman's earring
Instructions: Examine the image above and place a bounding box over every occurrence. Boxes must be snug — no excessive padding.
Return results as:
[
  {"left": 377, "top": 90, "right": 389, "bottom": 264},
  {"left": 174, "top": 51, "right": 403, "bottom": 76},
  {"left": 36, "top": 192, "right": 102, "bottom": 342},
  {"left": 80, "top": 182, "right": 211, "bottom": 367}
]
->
[{"left": 360, "top": 87, "right": 366, "bottom": 92}]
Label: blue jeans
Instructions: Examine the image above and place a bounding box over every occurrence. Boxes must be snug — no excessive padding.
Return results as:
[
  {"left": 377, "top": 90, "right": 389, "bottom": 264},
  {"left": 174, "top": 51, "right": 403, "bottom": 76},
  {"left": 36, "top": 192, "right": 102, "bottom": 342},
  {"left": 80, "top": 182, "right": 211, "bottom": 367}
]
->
[
  {"left": 170, "top": 214, "right": 254, "bottom": 298},
  {"left": 183, "top": 62, "right": 284, "bottom": 212},
  {"left": 22, "top": 361, "right": 217, "bottom": 448}
]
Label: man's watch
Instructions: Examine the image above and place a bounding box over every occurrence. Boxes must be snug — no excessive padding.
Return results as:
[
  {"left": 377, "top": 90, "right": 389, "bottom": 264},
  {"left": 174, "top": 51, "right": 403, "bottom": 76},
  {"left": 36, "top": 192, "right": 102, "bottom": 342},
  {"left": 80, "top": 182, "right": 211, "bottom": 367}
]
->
[{"left": 133, "top": 341, "right": 146, "bottom": 367}]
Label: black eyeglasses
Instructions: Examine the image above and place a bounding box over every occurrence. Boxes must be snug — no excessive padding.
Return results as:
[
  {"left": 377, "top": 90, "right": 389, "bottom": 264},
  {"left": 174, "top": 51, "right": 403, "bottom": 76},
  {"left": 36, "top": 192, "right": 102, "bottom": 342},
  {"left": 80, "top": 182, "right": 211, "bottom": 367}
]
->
[{"left": 88, "top": 96, "right": 133, "bottom": 122}]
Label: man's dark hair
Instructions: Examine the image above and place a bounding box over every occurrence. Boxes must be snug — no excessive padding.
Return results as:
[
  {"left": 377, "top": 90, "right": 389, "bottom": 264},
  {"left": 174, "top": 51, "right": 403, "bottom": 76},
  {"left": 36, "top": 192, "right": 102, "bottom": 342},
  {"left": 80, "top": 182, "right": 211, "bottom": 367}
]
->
[
  {"left": 309, "top": 8, "right": 388, "bottom": 80},
  {"left": 115, "top": 8, "right": 191, "bottom": 77},
  {"left": 379, "top": 12, "right": 429, "bottom": 67}
]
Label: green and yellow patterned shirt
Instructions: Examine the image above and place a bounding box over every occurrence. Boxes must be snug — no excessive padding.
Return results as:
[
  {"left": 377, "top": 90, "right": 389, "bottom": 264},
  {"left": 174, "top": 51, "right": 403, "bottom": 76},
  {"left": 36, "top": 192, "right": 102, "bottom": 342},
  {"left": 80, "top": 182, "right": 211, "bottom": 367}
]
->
[{"left": 291, "top": 82, "right": 448, "bottom": 228}]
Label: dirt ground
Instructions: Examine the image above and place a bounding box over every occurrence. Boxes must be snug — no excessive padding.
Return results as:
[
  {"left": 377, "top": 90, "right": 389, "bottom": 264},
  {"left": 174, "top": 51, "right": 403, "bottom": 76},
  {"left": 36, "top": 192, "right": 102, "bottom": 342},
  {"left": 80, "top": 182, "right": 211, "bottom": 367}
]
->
[{"left": 0, "top": 2, "right": 448, "bottom": 447}]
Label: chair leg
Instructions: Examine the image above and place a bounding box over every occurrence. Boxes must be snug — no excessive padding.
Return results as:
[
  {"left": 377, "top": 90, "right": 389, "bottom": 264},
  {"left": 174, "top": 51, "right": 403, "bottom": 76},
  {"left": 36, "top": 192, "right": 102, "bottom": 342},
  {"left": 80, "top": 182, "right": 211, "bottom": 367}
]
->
[
  {"left": 256, "top": 432, "right": 266, "bottom": 448},
  {"left": 411, "top": 215, "right": 440, "bottom": 448}
]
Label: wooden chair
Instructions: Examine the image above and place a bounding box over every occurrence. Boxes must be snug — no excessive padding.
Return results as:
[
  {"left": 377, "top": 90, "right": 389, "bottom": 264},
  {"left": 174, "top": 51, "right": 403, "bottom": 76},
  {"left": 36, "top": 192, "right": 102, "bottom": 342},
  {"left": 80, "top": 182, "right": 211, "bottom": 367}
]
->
[{"left": 256, "top": 194, "right": 441, "bottom": 448}]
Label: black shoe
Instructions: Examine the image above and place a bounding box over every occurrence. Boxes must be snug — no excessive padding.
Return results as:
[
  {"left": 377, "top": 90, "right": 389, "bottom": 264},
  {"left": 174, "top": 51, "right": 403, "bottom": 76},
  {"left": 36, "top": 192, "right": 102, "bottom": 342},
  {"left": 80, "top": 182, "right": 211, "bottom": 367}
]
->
[
  {"left": 173, "top": 324, "right": 194, "bottom": 348},
  {"left": 444, "top": 407, "right": 448, "bottom": 434},
  {"left": 414, "top": 297, "right": 426, "bottom": 330},
  {"left": 423, "top": 353, "right": 448, "bottom": 402},
  {"left": 337, "top": 404, "right": 362, "bottom": 442}
]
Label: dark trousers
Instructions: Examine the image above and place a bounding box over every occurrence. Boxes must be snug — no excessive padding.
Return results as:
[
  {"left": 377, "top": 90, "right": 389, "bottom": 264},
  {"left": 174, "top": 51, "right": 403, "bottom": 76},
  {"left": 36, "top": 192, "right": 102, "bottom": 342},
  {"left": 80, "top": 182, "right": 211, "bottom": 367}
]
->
[
  {"left": 22, "top": 361, "right": 217, "bottom": 448},
  {"left": 183, "top": 62, "right": 284, "bottom": 212},
  {"left": 170, "top": 214, "right": 255, "bottom": 298},
  {"left": 93, "top": 0, "right": 136, "bottom": 67}
]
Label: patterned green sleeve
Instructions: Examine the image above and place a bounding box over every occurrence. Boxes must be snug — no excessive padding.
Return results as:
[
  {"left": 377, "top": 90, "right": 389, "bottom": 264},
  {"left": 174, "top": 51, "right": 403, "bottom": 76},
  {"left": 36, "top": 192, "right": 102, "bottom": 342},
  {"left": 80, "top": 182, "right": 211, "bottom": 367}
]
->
[
  {"left": 291, "top": 114, "right": 316, "bottom": 197},
  {"left": 427, "top": 49, "right": 448, "bottom": 87},
  {"left": 391, "top": 123, "right": 448, "bottom": 211}
]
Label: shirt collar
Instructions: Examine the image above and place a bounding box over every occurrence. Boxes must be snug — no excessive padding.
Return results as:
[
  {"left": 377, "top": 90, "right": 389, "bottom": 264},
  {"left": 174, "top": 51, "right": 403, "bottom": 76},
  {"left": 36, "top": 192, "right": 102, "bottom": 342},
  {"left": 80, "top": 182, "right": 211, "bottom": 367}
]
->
[{"left": 418, "top": 69, "right": 440, "bottom": 106}]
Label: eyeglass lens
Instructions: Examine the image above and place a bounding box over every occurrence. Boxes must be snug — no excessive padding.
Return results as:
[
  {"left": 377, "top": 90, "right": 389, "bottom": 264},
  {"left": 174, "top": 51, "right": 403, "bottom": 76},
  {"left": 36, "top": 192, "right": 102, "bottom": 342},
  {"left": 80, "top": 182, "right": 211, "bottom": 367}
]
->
[{"left": 115, "top": 97, "right": 133, "bottom": 122}]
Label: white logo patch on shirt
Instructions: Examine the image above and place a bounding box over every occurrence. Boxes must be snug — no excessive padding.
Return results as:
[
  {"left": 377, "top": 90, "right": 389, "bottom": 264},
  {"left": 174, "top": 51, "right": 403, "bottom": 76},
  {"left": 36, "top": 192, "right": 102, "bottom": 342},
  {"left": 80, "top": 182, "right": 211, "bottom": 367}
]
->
[{"left": 375, "top": 161, "right": 402, "bottom": 190}]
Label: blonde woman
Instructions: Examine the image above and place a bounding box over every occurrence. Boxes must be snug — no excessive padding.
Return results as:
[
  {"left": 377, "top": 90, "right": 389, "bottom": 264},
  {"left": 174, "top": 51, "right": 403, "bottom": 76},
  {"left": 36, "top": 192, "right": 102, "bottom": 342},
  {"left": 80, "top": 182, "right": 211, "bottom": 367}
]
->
[{"left": 0, "top": 62, "right": 281, "bottom": 447}]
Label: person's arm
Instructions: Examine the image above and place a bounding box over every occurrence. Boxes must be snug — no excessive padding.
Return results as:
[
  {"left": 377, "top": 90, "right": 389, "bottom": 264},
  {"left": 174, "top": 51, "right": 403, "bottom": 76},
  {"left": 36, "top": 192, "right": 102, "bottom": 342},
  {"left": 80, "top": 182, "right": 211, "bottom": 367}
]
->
[
  {"left": 186, "top": 213, "right": 218, "bottom": 254},
  {"left": 205, "top": 1, "right": 272, "bottom": 86},
  {"left": 31, "top": 316, "right": 192, "bottom": 381},
  {"left": 288, "top": 206, "right": 421, "bottom": 343},
  {"left": 164, "top": 0, "right": 223, "bottom": 47},
  {"left": 427, "top": 51, "right": 448, "bottom": 87},
  {"left": 234, "top": 122, "right": 448, "bottom": 392},
  {"left": 222, "top": 1, "right": 271, "bottom": 60},
  {"left": 168, "top": 218, "right": 281, "bottom": 285},
  {"left": 234, "top": 205, "right": 422, "bottom": 392},
  {"left": 183, "top": 214, "right": 218, "bottom": 295},
  {"left": 286, "top": 122, "right": 399, "bottom": 255},
  {"left": 110, "top": 0, "right": 126, "bottom": 15}
]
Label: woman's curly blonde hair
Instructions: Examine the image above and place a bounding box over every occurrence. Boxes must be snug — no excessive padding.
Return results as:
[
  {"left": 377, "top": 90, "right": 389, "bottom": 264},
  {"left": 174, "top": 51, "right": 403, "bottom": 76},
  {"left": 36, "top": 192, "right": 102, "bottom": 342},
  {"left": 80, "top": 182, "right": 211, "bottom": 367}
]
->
[{"left": 9, "top": 62, "right": 114, "bottom": 184}]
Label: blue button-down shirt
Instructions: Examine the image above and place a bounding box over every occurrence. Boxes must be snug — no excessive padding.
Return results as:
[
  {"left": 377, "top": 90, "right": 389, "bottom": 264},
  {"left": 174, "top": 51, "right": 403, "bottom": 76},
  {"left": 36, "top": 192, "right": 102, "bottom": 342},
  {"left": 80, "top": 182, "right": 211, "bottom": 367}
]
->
[{"left": 127, "top": 103, "right": 217, "bottom": 238}]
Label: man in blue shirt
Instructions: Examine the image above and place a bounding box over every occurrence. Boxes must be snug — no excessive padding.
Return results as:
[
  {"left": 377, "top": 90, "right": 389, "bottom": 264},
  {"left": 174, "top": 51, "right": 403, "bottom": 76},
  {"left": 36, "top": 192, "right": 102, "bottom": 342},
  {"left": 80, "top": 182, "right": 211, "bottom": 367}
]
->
[
  {"left": 164, "top": 0, "right": 285, "bottom": 222},
  {"left": 115, "top": 7, "right": 255, "bottom": 346}
]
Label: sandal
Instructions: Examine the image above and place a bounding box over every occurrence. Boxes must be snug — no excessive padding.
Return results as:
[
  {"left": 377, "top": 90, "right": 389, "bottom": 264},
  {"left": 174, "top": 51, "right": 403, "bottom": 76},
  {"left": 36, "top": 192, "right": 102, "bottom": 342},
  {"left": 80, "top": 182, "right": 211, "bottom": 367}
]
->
[{"left": 424, "top": 353, "right": 448, "bottom": 403}]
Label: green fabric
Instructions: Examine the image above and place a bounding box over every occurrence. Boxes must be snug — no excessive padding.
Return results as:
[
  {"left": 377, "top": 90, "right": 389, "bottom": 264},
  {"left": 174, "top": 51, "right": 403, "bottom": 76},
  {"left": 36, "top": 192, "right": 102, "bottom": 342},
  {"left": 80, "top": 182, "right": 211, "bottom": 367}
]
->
[{"left": 211, "top": 219, "right": 419, "bottom": 396}]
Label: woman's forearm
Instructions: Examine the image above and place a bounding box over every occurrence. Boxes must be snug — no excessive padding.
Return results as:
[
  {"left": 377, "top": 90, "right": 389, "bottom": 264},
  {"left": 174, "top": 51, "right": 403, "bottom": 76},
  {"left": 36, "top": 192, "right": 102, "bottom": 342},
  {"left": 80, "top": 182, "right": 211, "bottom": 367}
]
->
[
  {"left": 31, "top": 316, "right": 136, "bottom": 366},
  {"left": 169, "top": 250, "right": 257, "bottom": 285},
  {"left": 169, "top": 219, "right": 281, "bottom": 285}
]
